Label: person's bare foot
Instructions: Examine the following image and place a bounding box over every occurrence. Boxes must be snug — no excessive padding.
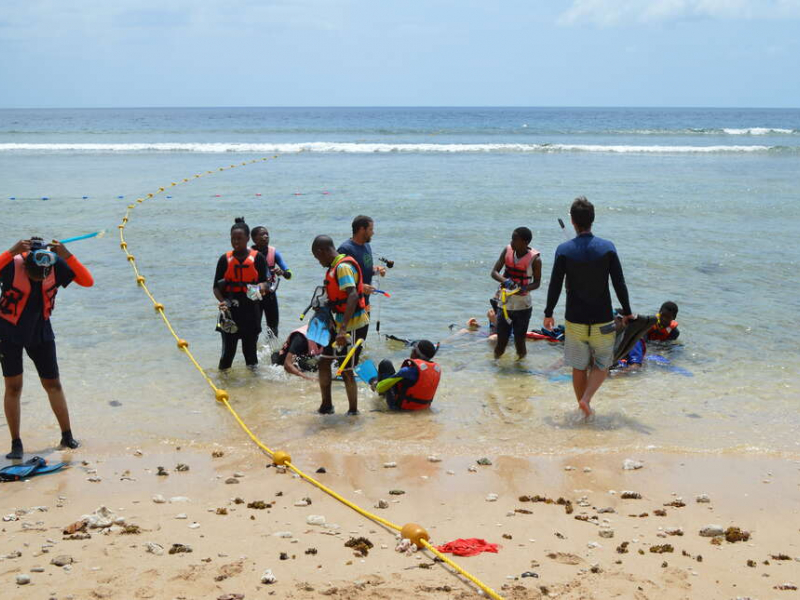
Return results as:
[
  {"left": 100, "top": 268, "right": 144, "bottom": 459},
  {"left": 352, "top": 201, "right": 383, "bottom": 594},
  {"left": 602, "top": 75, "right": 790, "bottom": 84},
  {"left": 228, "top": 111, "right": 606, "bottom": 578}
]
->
[
  {"left": 317, "top": 404, "right": 334, "bottom": 415},
  {"left": 578, "top": 399, "right": 593, "bottom": 418}
]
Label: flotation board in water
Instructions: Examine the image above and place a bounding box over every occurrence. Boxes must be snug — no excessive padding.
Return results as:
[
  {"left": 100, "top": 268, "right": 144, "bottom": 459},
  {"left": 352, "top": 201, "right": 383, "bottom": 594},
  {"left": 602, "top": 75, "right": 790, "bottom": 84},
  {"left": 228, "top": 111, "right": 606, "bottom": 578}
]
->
[
  {"left": 613, "top": 315, "right": 658, "bottom": 363},
  {"left": 526, "top": 326, "right": 565, "bottom": 342}
]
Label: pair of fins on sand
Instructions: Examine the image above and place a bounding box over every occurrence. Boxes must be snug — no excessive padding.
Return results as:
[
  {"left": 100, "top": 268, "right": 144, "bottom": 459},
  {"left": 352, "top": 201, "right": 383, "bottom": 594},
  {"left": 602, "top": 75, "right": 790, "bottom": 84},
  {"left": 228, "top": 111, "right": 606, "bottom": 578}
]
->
[{"left": 0, "top": 456, "right": 67, "bottom": 482}]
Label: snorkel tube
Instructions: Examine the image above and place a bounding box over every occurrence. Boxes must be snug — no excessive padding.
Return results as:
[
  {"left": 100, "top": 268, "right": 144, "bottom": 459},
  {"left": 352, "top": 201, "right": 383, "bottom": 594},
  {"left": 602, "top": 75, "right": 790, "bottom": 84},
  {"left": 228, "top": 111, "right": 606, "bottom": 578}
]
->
[
  {"left": 299, "top": 286, "right": 326, "bottom": 321},
  {"left": 500, "top": 286, "right": 520, "bottom": 321},
  {"left": 335, "top": 338, "right": 364, "bottom": 376},
  {"left": 557, "top": 218, "right": 571, "bottom": 242},
  {"left": 59, "top": 230, "right": 106, "bottom": 244}
]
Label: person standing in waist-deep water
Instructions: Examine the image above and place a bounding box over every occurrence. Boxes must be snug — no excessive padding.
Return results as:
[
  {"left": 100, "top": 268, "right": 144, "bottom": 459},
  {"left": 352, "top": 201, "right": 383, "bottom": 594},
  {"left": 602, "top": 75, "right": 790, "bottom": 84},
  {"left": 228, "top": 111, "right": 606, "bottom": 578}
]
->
[
  {"left": 0, "top": 237, "right": 94, "bottom": 459},
  {"left": 311, "top": 235, "right": 369, "bottom": 416},
  {"left": 213, "top": 218, "right": 269, "bottom": 370},
  {"left": 337, "top": 215, "right": 386, "bottom": 343},
  {"left": 543, "top": 197, "right": 634, "bottom": 418},
  {"left": 250, "top": 225, "right": 292, "bottom": 337},
  {"left": 490, "top": 227, "right": 542, "bottom": 360}
]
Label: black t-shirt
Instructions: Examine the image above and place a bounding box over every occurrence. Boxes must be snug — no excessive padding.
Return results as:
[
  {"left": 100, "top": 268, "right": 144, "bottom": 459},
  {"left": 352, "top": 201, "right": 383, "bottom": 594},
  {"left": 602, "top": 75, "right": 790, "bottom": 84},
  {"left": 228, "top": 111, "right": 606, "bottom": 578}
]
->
[
  {"left": 213, "top": 252, "right": 268, "bottom": 336},
  {"left": 0, "top": 257, "right": 75, "bottom": 346},
  {"left": 273, "top": 331, "right": 310, "bottom": 366}
]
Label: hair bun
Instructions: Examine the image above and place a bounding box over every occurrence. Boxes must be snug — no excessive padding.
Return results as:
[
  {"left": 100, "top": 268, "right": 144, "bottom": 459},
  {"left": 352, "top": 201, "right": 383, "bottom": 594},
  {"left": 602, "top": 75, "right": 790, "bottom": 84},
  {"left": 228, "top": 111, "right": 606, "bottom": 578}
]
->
[{"left": 234, "top": 217, "right": 246, "bottom": 224}]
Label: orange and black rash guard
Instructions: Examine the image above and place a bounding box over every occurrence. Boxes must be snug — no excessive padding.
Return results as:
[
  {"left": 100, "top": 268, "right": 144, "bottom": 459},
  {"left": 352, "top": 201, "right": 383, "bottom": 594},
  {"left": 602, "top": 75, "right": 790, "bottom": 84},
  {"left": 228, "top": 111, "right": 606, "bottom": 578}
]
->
[{"left": 0, "top": 253, "right": 79, "bottom": 346}]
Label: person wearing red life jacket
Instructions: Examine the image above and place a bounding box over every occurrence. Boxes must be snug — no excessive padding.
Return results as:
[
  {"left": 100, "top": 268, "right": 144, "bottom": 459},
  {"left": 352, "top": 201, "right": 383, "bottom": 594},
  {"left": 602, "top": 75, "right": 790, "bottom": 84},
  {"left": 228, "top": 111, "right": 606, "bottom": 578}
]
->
[
  {"left": 490, "top": 227, "right": 542, "bottom": 360},
  {"left": 270, "top": 324, "right": 321, "bottom": 381},
  {"left": 213, "top": 218, "right": 269, "bottom": 370},
  {"left": 311, "top": 235, "right": 368, "bottom": 416},
  {"left": 251, "top": 226, "right": 292, "bottom": 337},
  {"left": 648, "top": 301, "right": 680, "bottom": 342},
  {"left": 0, "top": 236, "right": 94, "bottom": 460},
  {"left": 372, "top": 340, "right": 441, "bottom": 411},
  {"left": 614, "top": 302, "right": 680, "bottom": 373}
]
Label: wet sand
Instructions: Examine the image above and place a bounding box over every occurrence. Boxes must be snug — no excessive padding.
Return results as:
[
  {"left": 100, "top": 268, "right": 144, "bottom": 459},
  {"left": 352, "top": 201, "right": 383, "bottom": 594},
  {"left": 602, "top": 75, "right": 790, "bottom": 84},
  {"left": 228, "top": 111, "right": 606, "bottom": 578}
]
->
[{"left": 2, "top": 439, "right": 799, "bottom": 600}]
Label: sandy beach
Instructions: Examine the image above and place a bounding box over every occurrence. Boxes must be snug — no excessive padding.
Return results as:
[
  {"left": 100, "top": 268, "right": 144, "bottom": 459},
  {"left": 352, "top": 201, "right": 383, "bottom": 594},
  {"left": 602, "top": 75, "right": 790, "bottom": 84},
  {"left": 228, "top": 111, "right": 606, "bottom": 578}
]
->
[{"left": 2, "top": 436, "right": 798, "bottom": 600}]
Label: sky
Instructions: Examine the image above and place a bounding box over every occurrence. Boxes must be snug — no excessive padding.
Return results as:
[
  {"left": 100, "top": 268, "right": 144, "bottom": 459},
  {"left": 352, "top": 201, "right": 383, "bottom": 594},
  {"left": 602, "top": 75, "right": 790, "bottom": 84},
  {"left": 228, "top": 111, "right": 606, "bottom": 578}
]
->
[{"left": 1, "top": 0, "right": 799, "bottom": 108}]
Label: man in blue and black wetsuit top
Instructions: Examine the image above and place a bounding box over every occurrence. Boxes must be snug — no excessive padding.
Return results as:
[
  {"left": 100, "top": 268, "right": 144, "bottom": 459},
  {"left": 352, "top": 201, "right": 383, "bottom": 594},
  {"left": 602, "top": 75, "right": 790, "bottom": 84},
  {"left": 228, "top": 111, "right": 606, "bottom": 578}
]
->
[
  {"left": 337, "top": 215, "right": 386, "bottom": 344},
  {"left": 543, "top": 197, "right": 635, "bottom": 418}
]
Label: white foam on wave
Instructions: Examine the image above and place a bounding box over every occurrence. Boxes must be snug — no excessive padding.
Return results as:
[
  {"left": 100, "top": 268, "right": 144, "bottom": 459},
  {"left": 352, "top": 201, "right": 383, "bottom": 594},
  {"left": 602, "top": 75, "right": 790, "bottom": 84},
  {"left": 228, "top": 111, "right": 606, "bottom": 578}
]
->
[
  {"left": 722, "top": 127, "right": 794, "bottom": 135},
  {"left": 0, "top": 142, "right": 780, "bottom": 154}
]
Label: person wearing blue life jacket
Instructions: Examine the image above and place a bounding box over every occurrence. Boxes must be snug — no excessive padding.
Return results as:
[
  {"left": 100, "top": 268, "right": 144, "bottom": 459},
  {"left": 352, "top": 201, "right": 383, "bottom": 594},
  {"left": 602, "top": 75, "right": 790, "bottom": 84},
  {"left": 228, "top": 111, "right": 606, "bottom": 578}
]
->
[
  {"left": 337, "top": 215, "right": 386, "bottom": 344},
  {"left": 251, "top": 226, "right": 292, "bottom": 337},
  {"left": 371, "top": 340, "right": 442, "bottom": 411},
  {"left": 1, "top": 237, "right": 94, "bottom": 459}
]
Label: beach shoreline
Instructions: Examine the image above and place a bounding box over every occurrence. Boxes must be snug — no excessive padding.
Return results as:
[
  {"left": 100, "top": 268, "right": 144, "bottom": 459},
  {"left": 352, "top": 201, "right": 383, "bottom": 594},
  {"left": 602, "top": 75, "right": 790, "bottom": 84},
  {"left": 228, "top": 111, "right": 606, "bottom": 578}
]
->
[{"left": 2, "top": 438, "right": 798, "bottom": 600}]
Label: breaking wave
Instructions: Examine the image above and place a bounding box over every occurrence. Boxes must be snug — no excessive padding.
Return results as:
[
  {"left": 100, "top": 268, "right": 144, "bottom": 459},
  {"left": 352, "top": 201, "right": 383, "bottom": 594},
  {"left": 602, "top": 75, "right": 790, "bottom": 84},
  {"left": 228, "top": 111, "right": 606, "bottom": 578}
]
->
[{"left": 0, "top": 142, "right": 791, "bottom": 154}]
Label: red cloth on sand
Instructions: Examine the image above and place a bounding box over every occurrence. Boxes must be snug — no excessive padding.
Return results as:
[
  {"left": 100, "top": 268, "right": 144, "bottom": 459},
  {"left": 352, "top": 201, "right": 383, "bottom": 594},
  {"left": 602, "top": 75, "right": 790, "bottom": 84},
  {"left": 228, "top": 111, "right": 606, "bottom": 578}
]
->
[{"left": 435, "top": 538, "right": 500, "bottom": 557}]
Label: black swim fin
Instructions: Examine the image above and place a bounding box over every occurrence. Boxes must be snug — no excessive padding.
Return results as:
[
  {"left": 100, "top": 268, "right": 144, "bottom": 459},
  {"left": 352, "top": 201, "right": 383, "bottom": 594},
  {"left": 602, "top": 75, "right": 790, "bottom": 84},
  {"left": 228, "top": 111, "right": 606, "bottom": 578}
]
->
[{"left": 613, "top": 315, "right": 658, "bottom": 363}]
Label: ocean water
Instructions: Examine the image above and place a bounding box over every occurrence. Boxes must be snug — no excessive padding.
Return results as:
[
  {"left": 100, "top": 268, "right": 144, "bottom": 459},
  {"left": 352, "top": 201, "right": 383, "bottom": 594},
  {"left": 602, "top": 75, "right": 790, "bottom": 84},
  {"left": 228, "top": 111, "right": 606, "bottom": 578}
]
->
[{"left": 1, "top": 107, "right": 798, "bottom": 458}]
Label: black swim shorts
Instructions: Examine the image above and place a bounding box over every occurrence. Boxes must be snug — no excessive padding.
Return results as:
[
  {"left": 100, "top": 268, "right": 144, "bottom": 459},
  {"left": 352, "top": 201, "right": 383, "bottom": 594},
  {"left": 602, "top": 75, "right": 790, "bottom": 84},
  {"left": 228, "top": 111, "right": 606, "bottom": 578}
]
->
[{"left": 0, "top": 338, "right": 60, "bottom": 380}]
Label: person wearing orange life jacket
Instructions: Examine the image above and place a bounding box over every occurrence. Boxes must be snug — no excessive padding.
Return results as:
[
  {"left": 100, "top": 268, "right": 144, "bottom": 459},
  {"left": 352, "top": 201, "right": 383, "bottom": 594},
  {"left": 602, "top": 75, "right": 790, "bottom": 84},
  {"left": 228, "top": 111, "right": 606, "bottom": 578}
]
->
[
  {"left": 614, "top": 302, "right": 680, "bottom": 373},
  {"left": 1, "top": 237, "right": 94, "bottom": 460},
  {"left": 251, "top": 226, "right": 292, "bottom": 337},
  {"left": 311, "top": 235, "right": 369, "bottom": 416},
  {"left": 213, "top": 218, "right": 269, "bottom": 370},
  {"left": 372, "top": 340, "right": 441, "bottom": 411},
  {"left": 647, "top": 301, "right": 680, "bottom": 342},
  {"left": 270, "top": 324, "right": 321, "bottom": 381},
  {"left": 490, "top": 227, "right": 542, "bottom": 360}
]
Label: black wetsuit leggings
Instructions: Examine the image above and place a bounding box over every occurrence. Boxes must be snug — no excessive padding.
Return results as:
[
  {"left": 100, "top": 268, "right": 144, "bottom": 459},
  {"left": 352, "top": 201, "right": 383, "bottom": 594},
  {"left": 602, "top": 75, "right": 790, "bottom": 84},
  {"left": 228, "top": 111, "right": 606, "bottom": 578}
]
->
[
  {"left": 378, "top": 359, "right": 403, "bottom": 411},
  {"left": 260, "top": 293, "right": 279, "bottom": 337},
  {"left": 219, "top": 332, "right": 259, "bottom": 369}
]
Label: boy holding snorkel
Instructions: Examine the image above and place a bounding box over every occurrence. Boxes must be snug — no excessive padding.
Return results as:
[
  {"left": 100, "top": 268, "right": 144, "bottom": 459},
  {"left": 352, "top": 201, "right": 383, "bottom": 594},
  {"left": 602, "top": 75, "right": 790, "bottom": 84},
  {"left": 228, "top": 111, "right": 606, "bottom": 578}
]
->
[{"left": 490, "top": 227, "right": 542, "bottom": 360}]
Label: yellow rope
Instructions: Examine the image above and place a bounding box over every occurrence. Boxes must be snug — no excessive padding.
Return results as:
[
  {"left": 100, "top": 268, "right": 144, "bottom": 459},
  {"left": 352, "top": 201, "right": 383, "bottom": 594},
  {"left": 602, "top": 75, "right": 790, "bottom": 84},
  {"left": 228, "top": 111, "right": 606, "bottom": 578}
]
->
[
  {"left": 119, "top": 157, "right": 504, "bottom": 600},
  {"left": 421, "top": 540, "right": 503, "bottom": 600}
]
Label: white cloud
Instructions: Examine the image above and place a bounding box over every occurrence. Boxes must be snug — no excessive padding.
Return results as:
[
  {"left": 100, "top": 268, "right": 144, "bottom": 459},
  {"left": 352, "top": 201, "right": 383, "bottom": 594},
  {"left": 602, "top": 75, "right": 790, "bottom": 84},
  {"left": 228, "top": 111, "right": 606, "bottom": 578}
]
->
[{"left": 559, "top": 0, "right": 800, "bottom": 25}]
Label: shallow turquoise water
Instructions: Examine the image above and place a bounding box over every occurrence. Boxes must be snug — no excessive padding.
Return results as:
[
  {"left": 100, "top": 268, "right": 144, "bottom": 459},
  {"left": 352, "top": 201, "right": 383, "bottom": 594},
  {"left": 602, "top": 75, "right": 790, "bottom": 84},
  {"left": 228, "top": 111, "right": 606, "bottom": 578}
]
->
[{"left": 1, "top": 108, "right": 798, "bottom": 457}]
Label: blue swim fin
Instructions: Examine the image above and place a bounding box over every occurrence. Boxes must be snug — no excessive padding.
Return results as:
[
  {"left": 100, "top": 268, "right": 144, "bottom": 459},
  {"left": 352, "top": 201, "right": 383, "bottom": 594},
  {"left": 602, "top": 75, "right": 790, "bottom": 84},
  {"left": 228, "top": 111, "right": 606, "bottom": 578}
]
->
[
  {"left": 0, "top": 456, "right": 67, "bottom": 482},
  {"left": 646, "top": 354, "right": 693, "bottom": 376},
  {"left": 1, "top": 456, "right": 49, "bottom": 481},
  {"left": 306, "top": 309, "right": 332, "bottom": 347},
  {"left": 355, "top": 359, "right": 378, "bottom": 383}
]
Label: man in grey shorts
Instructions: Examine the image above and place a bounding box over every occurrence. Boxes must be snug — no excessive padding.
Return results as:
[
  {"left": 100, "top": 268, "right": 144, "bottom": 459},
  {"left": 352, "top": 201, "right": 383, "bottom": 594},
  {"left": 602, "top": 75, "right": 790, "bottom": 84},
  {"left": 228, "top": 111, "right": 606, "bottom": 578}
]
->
[{"left": 543, "top": 197, "right": 634, "bottom": 417}]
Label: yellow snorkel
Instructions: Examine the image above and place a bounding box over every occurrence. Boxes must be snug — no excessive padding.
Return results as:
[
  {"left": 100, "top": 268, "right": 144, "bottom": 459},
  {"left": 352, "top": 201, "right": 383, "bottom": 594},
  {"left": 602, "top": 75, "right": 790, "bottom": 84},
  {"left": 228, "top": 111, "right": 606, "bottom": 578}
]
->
[
  {"left": 500, "top": 286, "right": 520, "bottom": 321},
  {"left": 336, "top": 338, "right": 364, "bottom": 376}
]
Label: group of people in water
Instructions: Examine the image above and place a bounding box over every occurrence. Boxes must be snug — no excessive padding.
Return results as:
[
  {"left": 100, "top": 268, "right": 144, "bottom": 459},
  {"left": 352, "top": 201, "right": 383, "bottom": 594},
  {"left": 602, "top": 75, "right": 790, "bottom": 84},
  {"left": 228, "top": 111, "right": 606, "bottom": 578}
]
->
[
  {"left": 212, "top": 196, "right": 680, "bottom": 419},
  {"left": 0, "top": 196, "right": 680, "bottom": 460}
]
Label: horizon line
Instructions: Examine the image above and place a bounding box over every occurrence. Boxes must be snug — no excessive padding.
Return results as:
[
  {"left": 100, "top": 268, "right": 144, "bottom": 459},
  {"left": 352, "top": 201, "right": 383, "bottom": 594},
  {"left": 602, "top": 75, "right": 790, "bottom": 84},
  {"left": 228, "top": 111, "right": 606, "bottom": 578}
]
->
[{"left": 1, "top": 105, "right": 799, "bottom": 111}]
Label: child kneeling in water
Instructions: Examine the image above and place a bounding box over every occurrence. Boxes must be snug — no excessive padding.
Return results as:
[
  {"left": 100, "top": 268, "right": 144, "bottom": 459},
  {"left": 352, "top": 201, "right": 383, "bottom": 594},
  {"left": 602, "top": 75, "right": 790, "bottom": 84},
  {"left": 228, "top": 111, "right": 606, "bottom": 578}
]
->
[{"left": 371, "top": 340, "right": 441, "bottom": 411}]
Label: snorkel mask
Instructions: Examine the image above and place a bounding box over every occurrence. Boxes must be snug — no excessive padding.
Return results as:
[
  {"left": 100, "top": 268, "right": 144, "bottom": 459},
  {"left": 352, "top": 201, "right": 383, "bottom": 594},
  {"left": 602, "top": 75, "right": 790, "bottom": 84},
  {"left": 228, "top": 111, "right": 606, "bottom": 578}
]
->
[
  {"left": 29, "top": 238, "right": 57, "bottom": 267},
  {"left": 25, "top": 237, "right": 56, "bottom": 277}
]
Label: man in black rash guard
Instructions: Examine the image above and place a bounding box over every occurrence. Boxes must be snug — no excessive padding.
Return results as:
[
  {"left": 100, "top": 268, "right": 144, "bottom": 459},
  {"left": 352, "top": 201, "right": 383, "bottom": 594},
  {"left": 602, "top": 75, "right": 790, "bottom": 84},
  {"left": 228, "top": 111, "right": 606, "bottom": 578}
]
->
[{"left": 543, "top": 197, "right": 634, "bottom": 418}]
